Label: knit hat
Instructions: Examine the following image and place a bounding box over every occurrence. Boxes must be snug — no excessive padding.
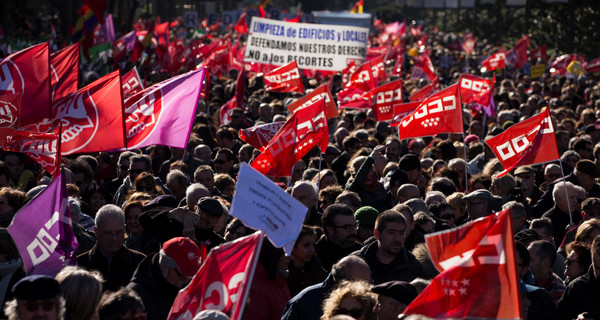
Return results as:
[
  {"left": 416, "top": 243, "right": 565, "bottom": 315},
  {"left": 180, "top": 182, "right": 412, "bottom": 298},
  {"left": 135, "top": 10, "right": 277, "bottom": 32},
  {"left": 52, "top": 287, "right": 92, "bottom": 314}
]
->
[
  {"left": 354, "top": 206, "right": 379, "bottom": 228},
  {"left": 399, "top": 154, "right": 421, "bottom": 172}
]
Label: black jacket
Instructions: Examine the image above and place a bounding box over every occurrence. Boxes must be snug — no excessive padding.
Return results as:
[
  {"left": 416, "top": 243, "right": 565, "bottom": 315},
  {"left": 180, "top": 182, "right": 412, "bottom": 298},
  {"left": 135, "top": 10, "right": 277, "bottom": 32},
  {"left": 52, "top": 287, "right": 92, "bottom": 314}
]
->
[
  {"left": 353, "top": 240, "right": 425, "bottom": 284},
  {"left": 557, "top": 266, "right": 600, "bottom": 320},
  {"left": 127, "top": 254, "right": 180, "bottom": 320},
  {"left": 314, "top": 235, "right": 361, "bottom": 272},
  {"left": 281, "top": 274, "right": 335, "bottom": 320},
  {"left": 77, "top": 244, "right": 145, "bottom": 292}
]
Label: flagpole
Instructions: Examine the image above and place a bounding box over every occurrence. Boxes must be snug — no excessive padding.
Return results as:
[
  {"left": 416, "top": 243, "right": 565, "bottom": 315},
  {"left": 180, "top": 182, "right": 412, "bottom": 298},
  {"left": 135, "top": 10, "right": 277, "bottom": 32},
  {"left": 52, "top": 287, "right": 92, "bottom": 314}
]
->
[
  {"left": 557, "top": 160, "right": 573, "bottom": 224},
  {"left": 463, "top": 133, "right": 469, "bottom": 193},
  {"left": 317, "top": 152, "right": 322, "bottom": 191},
  {"left": 233, "top": 231, "right": 264, "bottom": 320}
]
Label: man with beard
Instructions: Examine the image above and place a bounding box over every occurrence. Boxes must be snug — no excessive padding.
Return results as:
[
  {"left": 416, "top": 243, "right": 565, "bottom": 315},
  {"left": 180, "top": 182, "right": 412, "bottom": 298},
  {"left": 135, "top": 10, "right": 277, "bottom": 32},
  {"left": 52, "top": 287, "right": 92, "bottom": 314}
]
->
[
  {"left": 315, "top": 204, "right": 362, "bottom": 272},
  {"left": 353, "top": 210, "right": 425, "bottom": 284}
]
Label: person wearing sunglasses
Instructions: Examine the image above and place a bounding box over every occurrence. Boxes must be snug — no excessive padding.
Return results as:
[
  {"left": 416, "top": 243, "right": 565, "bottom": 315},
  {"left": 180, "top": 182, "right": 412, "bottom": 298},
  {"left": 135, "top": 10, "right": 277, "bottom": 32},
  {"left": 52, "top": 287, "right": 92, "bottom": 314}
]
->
[
  {"left": 321, "top": 280, "right": 377, "bottom": 320},
  {"left": 5, "top": 275, "right": 64, "bottom": 320}
]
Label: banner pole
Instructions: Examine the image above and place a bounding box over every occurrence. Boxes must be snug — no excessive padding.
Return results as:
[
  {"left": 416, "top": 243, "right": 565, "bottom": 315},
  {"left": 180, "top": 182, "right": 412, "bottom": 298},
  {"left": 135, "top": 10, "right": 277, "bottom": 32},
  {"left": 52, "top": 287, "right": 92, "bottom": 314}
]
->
[
  {"left": 557, "top": 160, "right": 573, "bottom": 224},
  {"left": 317, "top": 152, "right": 322, "bottom": 191},
  {"left": 231, "top": 231, "right": 264, "bottom": 320},
  {"left": 463, "top": 133, "right": 469, "bottom": 193}
]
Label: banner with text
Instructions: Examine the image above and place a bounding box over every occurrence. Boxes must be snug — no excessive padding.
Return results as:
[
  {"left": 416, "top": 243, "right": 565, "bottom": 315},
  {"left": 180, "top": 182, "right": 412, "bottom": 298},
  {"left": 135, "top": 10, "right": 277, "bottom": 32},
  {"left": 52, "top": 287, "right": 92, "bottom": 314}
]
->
[{"left": 244, "top": 17, "right": 369, "bottom": 71}]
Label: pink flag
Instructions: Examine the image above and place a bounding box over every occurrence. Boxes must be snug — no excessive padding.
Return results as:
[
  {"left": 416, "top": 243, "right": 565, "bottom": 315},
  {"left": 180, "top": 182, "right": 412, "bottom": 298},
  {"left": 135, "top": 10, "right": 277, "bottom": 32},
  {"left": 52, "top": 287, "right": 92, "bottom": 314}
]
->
[
  {"left": 168, "top": 232, "right": 263, "bottom": 320},
  {"left": 124, "top": 68, "right": 206, "bottom": 150},
  {"left": 8, "top": 170, "right": 78, "bottom": 276}
]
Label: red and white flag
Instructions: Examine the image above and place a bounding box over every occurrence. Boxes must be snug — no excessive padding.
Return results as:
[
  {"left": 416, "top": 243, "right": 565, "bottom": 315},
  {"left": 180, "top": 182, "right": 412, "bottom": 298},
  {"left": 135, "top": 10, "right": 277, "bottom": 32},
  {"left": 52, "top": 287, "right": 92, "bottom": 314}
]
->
[
  {"left": 344, "top": 60, "right": 378, "bottom": 92},
  {"left": 413, "top": 52, "right": 436, "bottom": 81},
  {"left": 482, "top": 51, "right": 506, "bottom": 71},
  {"left": 121, "top": 67, "right": 145, "bottom": 100},
  {"left": 0, "top": 42, "right": 50, "bottom": 127},
  {"left": 53, "top": 70, "right": 124, "bottom": 155},
  {"left": 168, "top": 232, "right": 263, "bottom": 320},
  {"left": 264, "top": 61, "right": 304, "bottom": 93},
  {"left": 529, "top": 45, "right": 547, "bottom": 62},
  {"left": 0, "top": 93, "right": 20, "bottom": 128},
  {"left": 50, "top": 43, "right": 79, "bottom": 102},
  {"left": 462, "top": 32, "right": 475, "bottom": 55},
  {"left": 0, "top": 127, "right": 60, "bottom": 176},
  {"left": 506, "top": 35, "right": 529, "bottom": 69},
  {"left": 363, "top": 79, "right": 403, "bottom": 121},
  {"left": 459, "top": 73, "right": 495, "bottom": 107},
  {"left": 403, "top": 208, "right": 521, "bottom": 319},
  {"left": 485, "top": 108, "right": 559, "bottom": 177},
  {"left": 219, "top": 97, "right": 237, "bottom": 126},
  {"left": 409, "top": 77, "right": 439, "bottom": 102},
  {"left": 398, "top": 84, "right": 463, "bottom": 140},
  {"left": 239, "top": 122, "right": 285, "bottom": 152},
  {"left": 287, "top": 84, "right": 338, "bottom": 119},
  {"left": 251, "top": 99, "right": 328, "bottom": 178},
  {"left": 369, "top": 55, "right": 386, "bottom": 82},
  {"left": 389, "top": 101, "right": 421, "bottom": 127},
  {"left": 124, "top": 69, "right": 205, "bottom": 150}
]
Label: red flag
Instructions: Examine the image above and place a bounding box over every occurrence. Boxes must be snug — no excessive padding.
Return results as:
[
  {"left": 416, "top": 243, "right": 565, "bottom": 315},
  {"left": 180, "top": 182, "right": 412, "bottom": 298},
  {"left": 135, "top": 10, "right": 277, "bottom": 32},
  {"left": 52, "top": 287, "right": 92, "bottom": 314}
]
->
[
  {"left": 236, "top": 66, "right": 246, "bottom": 109},
  {"left": 251, "top": 99, "right": 328, "bottom": 178},
  {"left": 462, "top": 32, "right": 475, "bottom": 55},
  {"left": 484, "top": 109, "right": 558, "bottom": 177},
  {"left": 409, "top": 77, "right": 439, "bottom": 101},
  {"left": 219, "top": 97, "right": 237, "bottom": 126},
  {"left": 234, "top": 12, "right": 248, "bottom": 34},
  {"left": 0, "top": 128, "right": 60, "bottom": 176},
  {"left": 259, "top": 6, "right": 266, "bottom": 18},
  {"left": 0, "top": 43, "right": 50, "bottom": 127},
  {"left": 363, "top": 79, "right": 403, "bottom": 121},
  {"left": 154, "top": 22, "right": 169, "bottom": 46},
  {"left": 53, "top": 70, "right": 124, "bottom": 155},
  {"left": 398, "top": 84, "right": 463, "bottom": 140},
  {"left": 81, "top": 0, "right": 107, "bottom": 24},
  {"left": 50, "top": 43, "right": 79, "bottom": 102},
  {"left": 367, "top": 46, "right": 389, "bottom": 60},
  {"left": 121, "top": 67, "right": 145, "bottom": 100},
  {"left": 459, "top": 74, "right": 495, "bottom": 107},
  {"left": 403, "top": 208, "right": 521, "bottom": 319},
  {"left": 512, "top": 35, "right": 529, "bottom": 68},
  {"left": 0, "top": 93, "right": 20, "bottom": 128},
  {"left": 585, "top": 56, "right": 600, "bottom": 73},
  {"left": 413, "top": 52, "right": 436, "bottom": 81},
  {"left": 482, "top": 51, "right": 506, "bottom": 71},
  {"left": 337, "top": 87, "right": 370, "bottom": 110},
  {"left": 369, "top": 55, "right": 386, "bottom": 82},
  {"left": 168, "top": 232, "right": 263, "bottom": 320},
  {"left": 264, "top": 61, "right": 304, "bottom": 93},
  {"left": 287, "top": 84, "right": 338, "bottom": 119},
  {"left": 529, "top": 45, "right": 547, "bottom": 62},
  {"left": 345, "top": 60, "right": 377, "bottom": 92},
  {"left": 389, "top": 101, "right": 421, "bottom": 127},
  {"left": 239, "top": 122, "right": 285, "bottom": 151}
]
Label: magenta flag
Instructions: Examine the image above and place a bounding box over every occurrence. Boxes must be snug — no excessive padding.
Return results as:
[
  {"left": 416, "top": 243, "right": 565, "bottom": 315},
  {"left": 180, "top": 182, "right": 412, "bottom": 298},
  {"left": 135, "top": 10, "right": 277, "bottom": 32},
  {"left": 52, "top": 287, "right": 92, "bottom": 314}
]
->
[
  {"left": 123, "top": 68, "right": 205, "bottom": 150},
  {"left": 8, "top": 170, "right": 78, "bottom": 276}
]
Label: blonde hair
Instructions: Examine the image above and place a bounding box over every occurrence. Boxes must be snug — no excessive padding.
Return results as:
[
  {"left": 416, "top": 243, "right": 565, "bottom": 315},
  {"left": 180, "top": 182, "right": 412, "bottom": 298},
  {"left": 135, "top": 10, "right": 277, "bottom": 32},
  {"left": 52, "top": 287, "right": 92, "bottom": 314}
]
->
[
  {"left": 55, "top": 266, "right": 104, "bottom": 320},
  {"left": 321, "top": 280, "right": 377, "bottom": 320}
]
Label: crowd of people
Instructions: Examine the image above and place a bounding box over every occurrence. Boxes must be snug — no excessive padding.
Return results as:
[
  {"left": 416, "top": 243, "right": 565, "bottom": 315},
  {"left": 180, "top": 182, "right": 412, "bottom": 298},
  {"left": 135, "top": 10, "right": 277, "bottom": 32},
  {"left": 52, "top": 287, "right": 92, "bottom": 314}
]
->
[{"left": 1, "top": 7, "right": 600, "bottom": 320}]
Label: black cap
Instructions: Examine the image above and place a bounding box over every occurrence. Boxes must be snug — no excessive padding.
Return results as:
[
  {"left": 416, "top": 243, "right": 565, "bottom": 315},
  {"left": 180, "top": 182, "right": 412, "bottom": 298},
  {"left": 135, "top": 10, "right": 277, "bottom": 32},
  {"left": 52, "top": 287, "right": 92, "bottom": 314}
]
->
[
  {"left": 143, "top": 195, "right": 178, "bottom": 210},
  {"left": 371, "top": 281, "right": 417, "bottom": 305},
  {"left": 12, "top": 275, "right": 60, "bottom": 301},
  {"left": 197, "top": 197, "right": 224, "bottom": 217},
  {"left": 399, "top": 154, "right": 420, "bottom": 172}
]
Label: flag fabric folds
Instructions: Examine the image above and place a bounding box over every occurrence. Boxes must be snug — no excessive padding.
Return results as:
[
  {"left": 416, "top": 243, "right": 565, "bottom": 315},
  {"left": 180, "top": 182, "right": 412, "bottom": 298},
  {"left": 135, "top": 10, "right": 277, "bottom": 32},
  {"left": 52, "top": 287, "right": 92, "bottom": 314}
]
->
[
  {"left": 264, "top": 61, "right": 305, "bottom": 93},
  {"left": 409, "top": 77, "right": 439, "bottom": 101},
  {"left": 0, "top": 43, "right": 50, "bottom": 127},
  {"left": 239, "top": 122, "right": 285, "bottom": 151},
  {"left": 50, "top": 43, "right": 80, "bottom": 102},
  {"left": 398, "top": 84, "right": 463, "bottom": 140},
  {"left": 168, "top": 232, "right": 263, "bottom": 320},
  {"left": 0, "top": 128, "right": 60, "bottom": 177},
  {"left": 459, "top": 73, "right": 495, "bottom": 107},
  {"left": 0, "top": 93, "right": 20, "bottom": 128},
  {"left": 287, "top": 84, "right": 338, "bottom": 119},
  {"left": 389, "top": 101, "right": 421, "bottom": 127},
  {"left": 482, "top": 51, "right": 506, "bottom": 71},
  {"left": 251, "top": 99, "right": 328, "bottom": 178},
  {"left": 122, "top": 67, "right": 145, "bottom": 100},
  {"left": 403, "top": 208, "right": 521, "bottom": 319},
  {"left": 485, "top": 108, "right": 559, "bottom": 177},
  {"left": 8, "top": 170, "right": 78, "bottom": 276},
  {"left": 124, "top": 68, "right": 205, "bottom": 150},
  {"left": 363, "top": 79, "right": 403, "bottom": 121},
  {"left": 53, "top": 70, "right": 124, "bottom": 155}
]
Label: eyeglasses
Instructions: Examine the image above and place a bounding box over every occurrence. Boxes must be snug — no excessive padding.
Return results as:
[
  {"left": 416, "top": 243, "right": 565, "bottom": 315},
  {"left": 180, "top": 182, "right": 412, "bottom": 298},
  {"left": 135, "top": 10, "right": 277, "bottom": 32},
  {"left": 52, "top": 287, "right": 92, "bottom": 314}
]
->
[
  {"left": 335, "top": 307, "right": 364, "bottom": 318},
  {"left": 334, "top": 223, "right": 358, "bottom": 231},
  {"left": 22, "top": 299, "right": 56, "bottom": 312},
  {"left": 566, "top": 258, "right": 579, "bottom": 265}
]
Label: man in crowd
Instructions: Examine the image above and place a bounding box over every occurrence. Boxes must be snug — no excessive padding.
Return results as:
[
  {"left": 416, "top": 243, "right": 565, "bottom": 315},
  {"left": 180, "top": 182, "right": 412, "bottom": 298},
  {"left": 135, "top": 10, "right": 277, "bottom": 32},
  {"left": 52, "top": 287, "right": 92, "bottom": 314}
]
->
[
  {"left": 5, "top": 275, "right": 64, "bottom": 320},
  {"left": 527, "top": 240, "right": 565, "bottom": 305},
  {"left": 315, "top": 204, "right": 362, "bottom": 271}
]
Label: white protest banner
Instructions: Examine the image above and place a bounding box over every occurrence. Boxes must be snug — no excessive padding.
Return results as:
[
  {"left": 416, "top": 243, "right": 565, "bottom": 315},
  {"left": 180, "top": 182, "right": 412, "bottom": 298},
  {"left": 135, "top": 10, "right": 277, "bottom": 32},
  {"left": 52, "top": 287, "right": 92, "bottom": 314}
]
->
[
  {"left": 230, "top": 162, "right": 307, "bottom": 256},
  {"left": 244, "top": 17, "right": 369, "bottom": 71}
]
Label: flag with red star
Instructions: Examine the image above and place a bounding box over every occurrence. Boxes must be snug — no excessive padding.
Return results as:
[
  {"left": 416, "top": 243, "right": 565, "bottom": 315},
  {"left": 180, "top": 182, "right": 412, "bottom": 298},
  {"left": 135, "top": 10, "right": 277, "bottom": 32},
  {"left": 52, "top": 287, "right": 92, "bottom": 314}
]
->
[{"left": 403, "top": 208, "right": 521, "bottom": 319}]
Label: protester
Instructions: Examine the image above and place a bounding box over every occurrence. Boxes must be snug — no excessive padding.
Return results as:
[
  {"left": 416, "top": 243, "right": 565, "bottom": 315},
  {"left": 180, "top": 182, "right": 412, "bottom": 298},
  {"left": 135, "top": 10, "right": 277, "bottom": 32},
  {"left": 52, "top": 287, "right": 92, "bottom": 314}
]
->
[
  {"left": 4, "top": 275, "right": 64, "bottom": 320},
  {"left": 321, "top": 280, "right": 377, "bottom": 320},
  {"left": 54, "top": 266, "right": 103, "bottom": 320}
]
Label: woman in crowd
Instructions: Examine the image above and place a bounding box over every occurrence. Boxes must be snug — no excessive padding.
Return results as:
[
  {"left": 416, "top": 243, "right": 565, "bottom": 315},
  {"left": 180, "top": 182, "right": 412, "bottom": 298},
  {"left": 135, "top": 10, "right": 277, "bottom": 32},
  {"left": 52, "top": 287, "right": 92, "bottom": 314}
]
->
[
  {"left": 287, "top": 225, "right": 327, "bottom": 296},
  {"left": 564, "top": 241, "right": 591, "bottom": 285},
  {"left": 123, "top": 200, "right": 160, "bottom": 256},
  {"left": 0, "top": 188, "right": 26, "bottom": 228},
  {"left": 55, "top": 266, "right": 104, "bottom": 320},
  {"left": 127, "top": 172, "right": 164, "bottom": 201},
  {"left": 321, "top": 280, "right": 377, "bottom": 320}
]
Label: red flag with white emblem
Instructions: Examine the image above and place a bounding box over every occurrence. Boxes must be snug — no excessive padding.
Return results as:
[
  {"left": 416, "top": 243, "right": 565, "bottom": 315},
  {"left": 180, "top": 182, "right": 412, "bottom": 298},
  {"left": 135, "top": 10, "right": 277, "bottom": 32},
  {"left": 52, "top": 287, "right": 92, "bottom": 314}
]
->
[
  {"left": 368, "top": 55, "right": 386, "bottom": 82},
  {"left": 287, "top": 84, "right": 338, "bottom": 119},
  {"left": 363, "top": 79, "right": 403, "bottom": 121},
  {"left": 0, "top": 127, "right": 60, "bottom": 176},
  {"left": 121, "top": 67, "right": 145, "bottom": 100},
  {"left": 398, "top": 84, "right": 462, "bottom": 140},
  {"left": 263, "top": 61, "right": 304, "bottom": 93},
  {"left": 0, "top": 93, "right": 20, "bottom": 128},
  {"left": 485, "top": 108, "right": 559, "bottom": 177},
  {"left": 0, "top": 42, "right": 50, "bottom": 127},
  {"left": 389, "top": 101, "right": 421, "bottom": 127},
  {"left": 482, "top": 51, "right": 506, "bottom": 71},
  {"left": 239, "top": 122, "right": 285, "bottom": 152},
  {"left": 219, "top": 97, "right": 237, "bottom": 126},
  {"left": 168, "top": 232, "right": 263, "bottom": 320},
  {"left": 403, "top": 208, "right": 521, "bottom": 319},
  {"left": 345, "top": 60, "right": 377, "bottom": 92},
  {"left": 459, "top": 73, "right": 495, "bottom": 107},
  {"left": 50, "top": 43, "right": 79, "bottom": 102},
  {"left": 251, "top": 99, "right": 328, "bottom": 178},
  {"left": 53, "top": 70, "right": 124, "bottom": 155},
  {"left": 462, "top": 32, "right": 475, "bottom": 55},
  {"left": 409, "top": 76, "right": 439, "bottom": 101}
]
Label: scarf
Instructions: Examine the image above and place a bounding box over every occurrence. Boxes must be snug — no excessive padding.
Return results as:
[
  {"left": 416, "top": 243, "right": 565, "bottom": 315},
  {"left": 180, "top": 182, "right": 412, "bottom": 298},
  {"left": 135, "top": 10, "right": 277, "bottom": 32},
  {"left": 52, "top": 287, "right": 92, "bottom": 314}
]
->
[{"left": 0, "top": 259, "right": 22, "bottom": 306}]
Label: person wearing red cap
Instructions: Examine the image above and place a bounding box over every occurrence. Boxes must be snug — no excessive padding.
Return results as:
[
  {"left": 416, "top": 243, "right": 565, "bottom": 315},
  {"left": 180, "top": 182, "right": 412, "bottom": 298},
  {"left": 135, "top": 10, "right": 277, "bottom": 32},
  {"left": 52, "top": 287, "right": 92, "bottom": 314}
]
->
[{"left": 127, "top": 237, "right": 202, "bottom": 320}]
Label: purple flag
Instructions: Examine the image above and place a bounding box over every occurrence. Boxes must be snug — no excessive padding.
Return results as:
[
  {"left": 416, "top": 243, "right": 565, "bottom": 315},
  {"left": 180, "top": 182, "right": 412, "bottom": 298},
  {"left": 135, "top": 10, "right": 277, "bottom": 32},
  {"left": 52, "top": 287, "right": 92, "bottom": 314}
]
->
[
  {"left": 117, "top": 31, "right": 136, "bottom": 52},
  {"left": 102, "top": 14, "right": 116, "bottom": 44},
  {"left": 8, "top": 170, "right": 78, "bottom": 276},
  {"left": 122, "top": 68, "right": 205, "bottom": 150}
]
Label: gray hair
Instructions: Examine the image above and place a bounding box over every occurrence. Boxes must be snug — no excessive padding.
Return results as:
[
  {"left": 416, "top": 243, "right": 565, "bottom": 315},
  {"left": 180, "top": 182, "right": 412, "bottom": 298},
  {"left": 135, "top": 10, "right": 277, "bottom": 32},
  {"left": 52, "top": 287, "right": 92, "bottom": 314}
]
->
[
  {"left": 95, "top": 204, "right": 125, "bottom": 230},
  {"left": 292, "top": 181, "right": 318, "bottom": 200},
  {"left": 118, "top": 151, "right": 137, "bottom": 165},
  {"left": 552, "top": 181, "right": 575, "bottom": 202},
  {"left": 331, "top": 255, "right": 369, "bottom": 282},
  {"left": 186, "top": 183, "right": 211, "bottom": 209},
  {"left": 166, "top": 169, "right": 189, "bottom": 187},
  {"left": 560, "top": 150, "right": 580, "bottom": 163},
  {"left": 502, "top": 201, "right": 526, "bottom": 218},
  {"left": 448, "top": 158, "right": 466, "bottom": 168}
]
